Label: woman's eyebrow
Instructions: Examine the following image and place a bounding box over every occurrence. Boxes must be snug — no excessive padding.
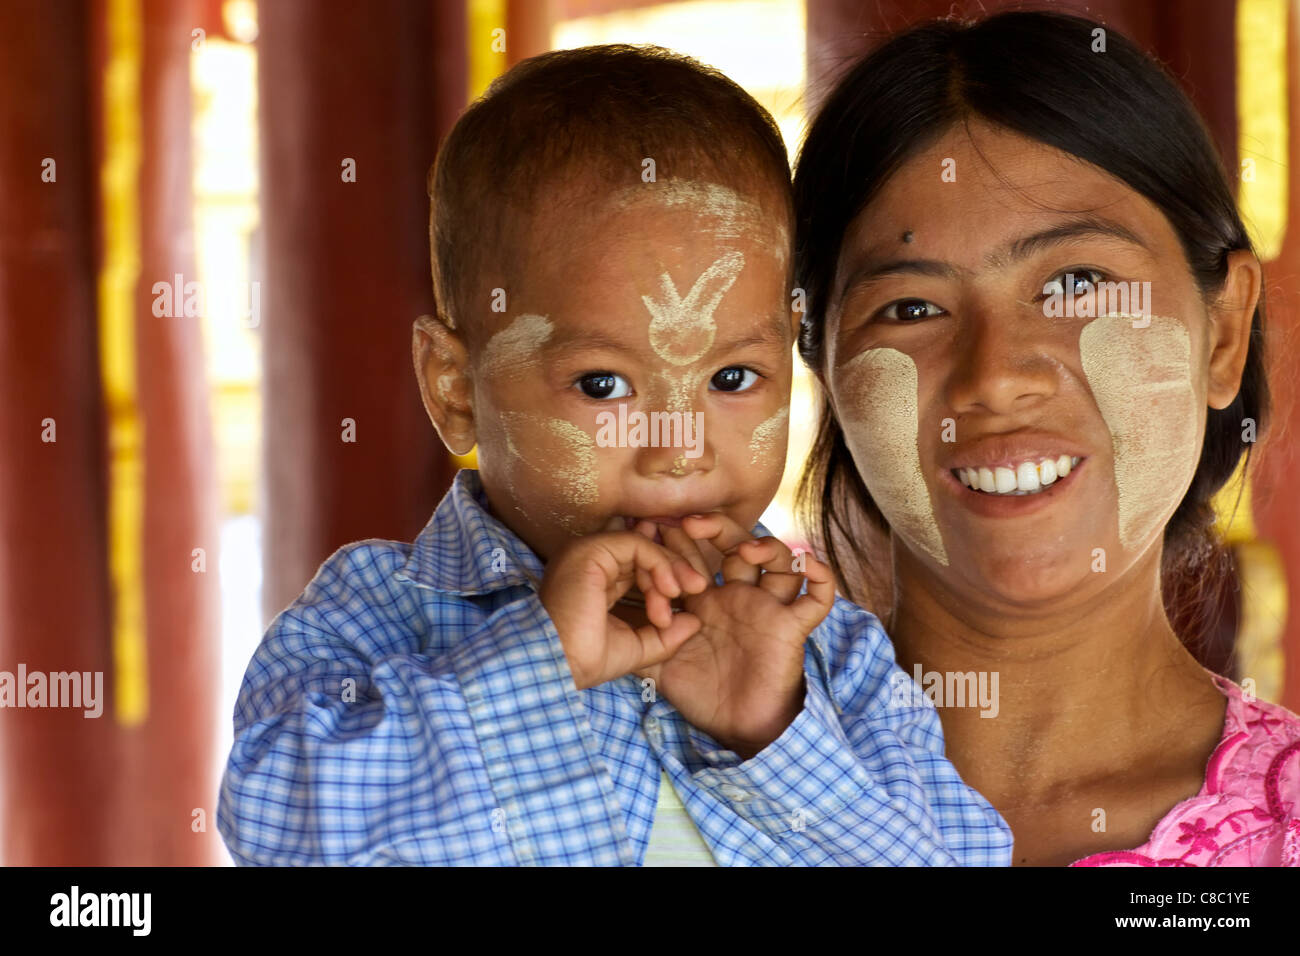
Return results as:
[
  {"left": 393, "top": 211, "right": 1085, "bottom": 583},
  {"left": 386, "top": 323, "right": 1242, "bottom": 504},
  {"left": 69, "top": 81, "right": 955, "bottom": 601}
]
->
[
  {"left": 994, "top": 216, "right": 1149, "bottom": 265},
  {"left": 835, "top": 216, "right": 1150, "bottom": 307},
  {"left": 835, "top": 258, "right": 962, "bottom": 307}
]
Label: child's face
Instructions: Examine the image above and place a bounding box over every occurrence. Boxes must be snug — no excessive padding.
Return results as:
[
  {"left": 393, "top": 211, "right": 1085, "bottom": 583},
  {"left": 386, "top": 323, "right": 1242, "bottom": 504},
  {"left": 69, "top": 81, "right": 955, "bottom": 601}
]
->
[
  {"left": 822, "top": 122, "right": 1254, "bottom": 608},
  {"left": 452, "top": 180, "right": 795, "bottom": 562}
]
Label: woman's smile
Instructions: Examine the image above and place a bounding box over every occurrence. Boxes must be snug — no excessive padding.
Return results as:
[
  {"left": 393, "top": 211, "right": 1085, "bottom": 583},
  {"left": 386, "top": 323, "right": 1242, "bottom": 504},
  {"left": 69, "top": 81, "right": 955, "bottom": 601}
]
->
[{"left": 940, "top": 455, "right": 1087, "bottom": 518}]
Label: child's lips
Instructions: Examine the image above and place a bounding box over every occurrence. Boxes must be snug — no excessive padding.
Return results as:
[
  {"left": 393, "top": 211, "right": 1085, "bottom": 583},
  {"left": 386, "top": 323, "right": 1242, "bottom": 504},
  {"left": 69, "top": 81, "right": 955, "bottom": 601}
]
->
[
  {"left": 621, "top": 515, "right": 694, "bottom": 544},
  {"left": 622, "top": 514, "right": 692, "bottom": 530},
  {"left": 635, "top": 515, "right": 686, "bottom": 528}
]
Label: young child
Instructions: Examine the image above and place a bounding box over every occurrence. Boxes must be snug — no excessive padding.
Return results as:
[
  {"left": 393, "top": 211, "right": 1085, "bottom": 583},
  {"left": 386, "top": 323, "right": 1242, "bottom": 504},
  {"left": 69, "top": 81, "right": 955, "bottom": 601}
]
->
[{"left": 217, "top": 44, "right": 1012, "bottom": 866}]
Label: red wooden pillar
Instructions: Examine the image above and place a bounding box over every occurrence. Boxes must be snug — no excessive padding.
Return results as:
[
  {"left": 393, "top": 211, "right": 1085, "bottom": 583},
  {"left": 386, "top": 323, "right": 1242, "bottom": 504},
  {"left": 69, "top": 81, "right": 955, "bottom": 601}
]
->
[
  {"left": 108, "top": 0, "right": 222, "bottom": 865},
  {"left": 0, "top": 0, "right": 118, "bottom": 865},
  {"left": 1252, "top": 7, "right": 1300, "bottom": 711},
  {"left": 507, "top": 0, "right": 553, "bottom": 65},
  {"left": 259, "top": 0, "right": 464, "bottom": 621}
]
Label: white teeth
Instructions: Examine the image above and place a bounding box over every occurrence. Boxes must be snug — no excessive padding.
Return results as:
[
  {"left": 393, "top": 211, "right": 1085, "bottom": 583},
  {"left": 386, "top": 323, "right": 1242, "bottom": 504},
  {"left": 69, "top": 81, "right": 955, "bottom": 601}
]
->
[
  {"left": 954, "top": 456, "right": 1081, "bottom": 496},
  {"left": 1016, "top": 461, "right": 1040, "bottom": 492}
]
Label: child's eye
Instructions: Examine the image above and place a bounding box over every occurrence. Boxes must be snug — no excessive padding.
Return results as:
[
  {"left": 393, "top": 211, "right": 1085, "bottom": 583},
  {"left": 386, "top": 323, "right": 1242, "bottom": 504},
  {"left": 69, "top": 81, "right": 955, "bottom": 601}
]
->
[
  {"left": 709, "top": 366, "right": 759, "bottom": 392},
  {"left": 1041, "top": 268, "right": 1105, "bottom": 298},
  {"left": 878, "top": 298, "right": 945, "bottom": 322},
  {"left": 575, "top": 371, "right": 632, "bottom": 400}
]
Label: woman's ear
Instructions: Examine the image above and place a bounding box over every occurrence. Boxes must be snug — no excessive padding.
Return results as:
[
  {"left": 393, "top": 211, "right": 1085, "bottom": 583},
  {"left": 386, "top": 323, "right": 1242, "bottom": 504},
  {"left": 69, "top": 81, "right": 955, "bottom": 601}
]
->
[
  {"left": 412, "top": 313, "right": 477, "bottom": 455},
  {"left": 1206, "top": 250, "right": 1261, "bottom": 410}
]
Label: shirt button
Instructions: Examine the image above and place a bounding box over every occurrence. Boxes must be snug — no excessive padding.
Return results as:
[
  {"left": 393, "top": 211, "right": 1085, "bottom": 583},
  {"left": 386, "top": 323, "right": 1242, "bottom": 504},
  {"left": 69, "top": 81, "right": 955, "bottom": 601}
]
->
[
  {"left": 645, "top": 716, "right": 661, "bottom": 736},
  {"left": 720, "top": 783, "right": 749, "bottom": 802}
]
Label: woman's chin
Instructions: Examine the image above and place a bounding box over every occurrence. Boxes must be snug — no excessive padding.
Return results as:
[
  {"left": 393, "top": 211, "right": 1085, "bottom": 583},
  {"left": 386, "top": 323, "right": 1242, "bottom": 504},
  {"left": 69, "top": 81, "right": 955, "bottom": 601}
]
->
[{"left": 953, "top": 548, "right": 1099, "bottom": 609}]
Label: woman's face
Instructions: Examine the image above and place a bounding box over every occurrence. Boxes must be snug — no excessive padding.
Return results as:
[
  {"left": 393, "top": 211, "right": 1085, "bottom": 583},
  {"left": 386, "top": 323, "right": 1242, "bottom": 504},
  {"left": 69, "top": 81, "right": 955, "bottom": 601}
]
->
[{"left": 823, "top": 121, "right": 1221, "bottom": 608}]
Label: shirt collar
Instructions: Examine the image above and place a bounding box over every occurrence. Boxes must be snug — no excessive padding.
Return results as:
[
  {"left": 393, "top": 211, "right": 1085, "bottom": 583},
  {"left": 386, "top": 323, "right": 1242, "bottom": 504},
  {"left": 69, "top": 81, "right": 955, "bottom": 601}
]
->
[{"left": 394, "top": 469, "right": 545, "bottom": 596}]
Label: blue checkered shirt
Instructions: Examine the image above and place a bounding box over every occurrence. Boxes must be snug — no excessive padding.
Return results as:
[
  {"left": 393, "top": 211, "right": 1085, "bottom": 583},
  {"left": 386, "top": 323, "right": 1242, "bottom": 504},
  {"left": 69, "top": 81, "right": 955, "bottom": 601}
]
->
[{"left": 218, "top": 470, "right": 1012, "bottom": 866}]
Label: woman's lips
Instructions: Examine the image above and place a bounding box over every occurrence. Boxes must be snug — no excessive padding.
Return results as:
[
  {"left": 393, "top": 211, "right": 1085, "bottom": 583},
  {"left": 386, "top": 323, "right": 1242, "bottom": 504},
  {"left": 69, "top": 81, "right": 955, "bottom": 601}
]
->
[{"left": 942, "top": 457, "right": 1088, "bottom": 517}]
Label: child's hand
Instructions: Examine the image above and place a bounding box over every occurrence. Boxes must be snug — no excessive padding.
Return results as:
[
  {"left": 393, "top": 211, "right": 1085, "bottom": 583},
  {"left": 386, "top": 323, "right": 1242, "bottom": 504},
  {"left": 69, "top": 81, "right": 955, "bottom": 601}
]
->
[
  {"left": 638, "top": 515, "right": 836, "bottom": 759},
  {"left": 539, "top": 524, "right": 710, "bottom": 691}
]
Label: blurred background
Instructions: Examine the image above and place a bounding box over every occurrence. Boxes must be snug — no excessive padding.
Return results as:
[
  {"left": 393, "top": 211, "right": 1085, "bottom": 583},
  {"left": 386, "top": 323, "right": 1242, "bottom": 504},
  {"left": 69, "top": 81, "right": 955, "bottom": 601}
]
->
[{"left": 1, "top": 0, "right": 1296, "bottom": 864}]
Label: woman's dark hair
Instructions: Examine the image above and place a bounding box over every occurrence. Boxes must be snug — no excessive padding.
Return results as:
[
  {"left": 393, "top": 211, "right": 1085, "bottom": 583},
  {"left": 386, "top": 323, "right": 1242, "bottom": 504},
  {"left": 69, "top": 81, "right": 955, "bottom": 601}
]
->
[{"left": 793, "top": 10, "right": 1269, "bottom": 666}]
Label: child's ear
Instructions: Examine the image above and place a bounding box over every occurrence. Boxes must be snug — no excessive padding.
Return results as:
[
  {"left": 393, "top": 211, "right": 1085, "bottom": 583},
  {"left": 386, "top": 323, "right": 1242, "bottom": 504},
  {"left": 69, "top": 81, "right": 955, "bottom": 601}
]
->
[
  {"left": 412, "top": 313, "right": 477, "bottom": 456},
  {"left": 1206, "top": 250, "right": 1261, "bottom": 410}
]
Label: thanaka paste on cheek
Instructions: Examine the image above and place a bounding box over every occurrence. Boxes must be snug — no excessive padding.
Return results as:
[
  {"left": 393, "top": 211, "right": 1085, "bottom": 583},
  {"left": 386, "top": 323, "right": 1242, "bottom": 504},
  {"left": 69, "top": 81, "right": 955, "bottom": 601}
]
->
[
  {"left": 749, "top": 405, "right": 788, "bottom": 465},
  {"left": 499, "top": 411, "right": 599, "bottom": 509},
  {"left": 1079, "top": 314, "right": 1199, "bottom": 552},
  {"left": 837, "top": 348, "right": 949, "bottom": 566}
]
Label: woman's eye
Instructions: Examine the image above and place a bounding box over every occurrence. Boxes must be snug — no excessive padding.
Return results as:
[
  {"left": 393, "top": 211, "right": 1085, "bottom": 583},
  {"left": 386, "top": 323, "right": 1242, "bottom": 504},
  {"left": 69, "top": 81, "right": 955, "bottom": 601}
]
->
[
  {"left": 880, "top": 298, "right": 944, "bottom": 322},
  {"left": 709, "top": 366, "right": 759, "bottom": 392},
  {"left": 576, "top": 371, "right": 631, "bottom": 400},
  {"left": 1042, "top": 269, "right": 1104, "bottom": 298}
]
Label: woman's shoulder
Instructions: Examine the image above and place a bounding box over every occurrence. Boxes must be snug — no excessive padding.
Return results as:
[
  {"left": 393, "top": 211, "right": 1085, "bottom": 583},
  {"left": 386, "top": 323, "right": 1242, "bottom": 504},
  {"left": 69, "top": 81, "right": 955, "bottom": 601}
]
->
[{"left": 1073, "top": 674, "right": 1300, "bottom": 867}]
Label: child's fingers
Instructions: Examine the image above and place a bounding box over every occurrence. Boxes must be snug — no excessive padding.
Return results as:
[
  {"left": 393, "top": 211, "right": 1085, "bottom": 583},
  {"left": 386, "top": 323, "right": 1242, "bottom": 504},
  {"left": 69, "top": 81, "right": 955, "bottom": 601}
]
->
[
  {"left": 657, "top": 524, "right": 713, "bottom": 586},
  {"left": 643, "top": 584, "right": 674, "bottom": 630},
  {"left": 626, "top": 533, "right": 708, "bottom": 602},
  {"left": 595, "top": 533, "right": 682, "bottom": 606},
  {"left": 786, "top": 552, "right": 836, "bottom": 633},
  {"left": 633, "top": 611, "right": 701, "bottom": 667},
  {"left": 647, "top": 554, "right": 684, "bottom": 600},
  {"left": 736, "top": 537, "right": 805, "bottom": 603},
  {"left": 720, "top": 550, "right": 761, "bottom": 585},
  {"left": 679, "top": 512, "right": 755, "bottom": 553}
]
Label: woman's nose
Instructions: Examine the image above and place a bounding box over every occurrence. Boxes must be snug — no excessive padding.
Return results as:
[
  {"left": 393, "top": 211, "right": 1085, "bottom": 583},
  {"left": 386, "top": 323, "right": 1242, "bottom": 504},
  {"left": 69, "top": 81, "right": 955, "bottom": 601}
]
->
[{"left": 944, "top": 305, "right": 1059, "bottom": 416}]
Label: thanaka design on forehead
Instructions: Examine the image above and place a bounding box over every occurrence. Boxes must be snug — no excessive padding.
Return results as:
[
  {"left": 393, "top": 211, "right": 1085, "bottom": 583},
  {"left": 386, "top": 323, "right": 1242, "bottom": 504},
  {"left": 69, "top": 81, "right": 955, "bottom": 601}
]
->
[
  {"left": 1079, "top": 313, "right": 1199, "bottom": 551},
  {"left": 639, "top": 249, "right": 748, "bottom": 418},
  {"left": 619, "top": 178, "right": 787, "bottom": 418},
  {"left": 610, "top": 180, "right": 790, "bottom": 259},
  {"left": 642, "top": 250, "right": 745, "bottom": 366}
]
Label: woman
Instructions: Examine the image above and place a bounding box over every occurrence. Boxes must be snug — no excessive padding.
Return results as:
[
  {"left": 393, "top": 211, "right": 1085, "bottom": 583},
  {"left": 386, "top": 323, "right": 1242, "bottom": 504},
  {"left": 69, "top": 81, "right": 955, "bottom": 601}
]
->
[{"left": 793, "top": 10, "right": 1299, "bottom": 865}]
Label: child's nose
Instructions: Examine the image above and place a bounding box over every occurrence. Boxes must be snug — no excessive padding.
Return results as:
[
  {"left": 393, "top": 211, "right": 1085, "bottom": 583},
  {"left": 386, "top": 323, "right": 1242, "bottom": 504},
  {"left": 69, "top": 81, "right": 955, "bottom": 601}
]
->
[{"left": 632, "top": 411, "right": 716, "bottom": 478}]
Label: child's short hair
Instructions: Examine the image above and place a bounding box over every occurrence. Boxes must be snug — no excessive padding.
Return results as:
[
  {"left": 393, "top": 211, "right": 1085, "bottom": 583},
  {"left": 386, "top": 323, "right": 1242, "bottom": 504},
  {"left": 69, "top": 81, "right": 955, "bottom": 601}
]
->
[{"left": 428, "top": 44, "right": 792, "bottom": 334}]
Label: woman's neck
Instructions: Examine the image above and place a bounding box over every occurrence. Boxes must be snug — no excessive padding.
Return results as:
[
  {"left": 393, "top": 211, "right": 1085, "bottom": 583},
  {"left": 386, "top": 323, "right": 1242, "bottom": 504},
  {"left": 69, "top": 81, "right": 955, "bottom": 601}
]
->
[{"left": 885, "top": 540, "right": 1223, "bottom": 803}]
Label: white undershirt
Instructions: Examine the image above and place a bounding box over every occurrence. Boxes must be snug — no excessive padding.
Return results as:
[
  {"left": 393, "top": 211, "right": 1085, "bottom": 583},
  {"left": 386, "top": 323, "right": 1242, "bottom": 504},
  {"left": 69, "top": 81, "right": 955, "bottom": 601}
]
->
[{"left": 642, "top": 767, "right": 718, "bottom": 866}]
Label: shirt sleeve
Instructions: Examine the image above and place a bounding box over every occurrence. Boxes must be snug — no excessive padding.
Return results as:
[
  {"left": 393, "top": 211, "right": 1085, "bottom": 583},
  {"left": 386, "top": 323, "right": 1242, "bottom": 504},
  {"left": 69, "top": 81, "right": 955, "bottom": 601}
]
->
[
  {"left": 679, "top": 600, "right": 1013, "bottom": 866},
  {"left": 217, "top": 543, "right": 637, "bottom": 866}
]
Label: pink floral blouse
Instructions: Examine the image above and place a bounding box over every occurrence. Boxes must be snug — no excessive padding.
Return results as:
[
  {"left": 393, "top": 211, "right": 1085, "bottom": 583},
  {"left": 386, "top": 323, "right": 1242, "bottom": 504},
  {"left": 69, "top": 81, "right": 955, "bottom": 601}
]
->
[{"left": 1072, "top": 674, "right": 1300, "bottom": 867}]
